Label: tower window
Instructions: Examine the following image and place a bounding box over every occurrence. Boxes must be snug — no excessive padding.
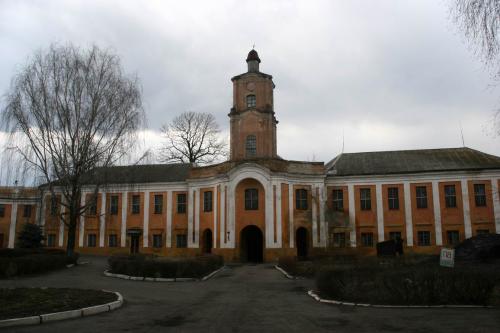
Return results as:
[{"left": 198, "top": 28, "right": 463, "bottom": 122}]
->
[
  {"left": 246, "top": 135, "right": 256, "bottom": 157},
  {"left": 246, "top": 94, "right": 256, "bottom": 108},
  {"left": 245, "top": 189, "right": 258, "bottom": 210}
]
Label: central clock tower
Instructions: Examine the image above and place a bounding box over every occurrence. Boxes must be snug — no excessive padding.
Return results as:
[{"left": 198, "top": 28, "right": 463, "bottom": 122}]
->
[{"left": 229, "top": 50, "right": 278, "bottom": 160}]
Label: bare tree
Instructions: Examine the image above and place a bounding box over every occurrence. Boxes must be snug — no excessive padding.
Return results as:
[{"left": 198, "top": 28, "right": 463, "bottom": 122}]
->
[
  {"left": 159, "top": 111, "right": 227, "bottom": 165},
  {"left": 451, "top": 0, "right": 500, "bottom": 72},
  {"left": 1, "top": 43, "right": 144, "bottom": 256}
]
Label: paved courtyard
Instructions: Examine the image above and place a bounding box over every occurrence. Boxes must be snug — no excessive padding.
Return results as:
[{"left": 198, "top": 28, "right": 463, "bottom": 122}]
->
[{"left": 2, "top": 256, "right": 500, "bottom": 332}]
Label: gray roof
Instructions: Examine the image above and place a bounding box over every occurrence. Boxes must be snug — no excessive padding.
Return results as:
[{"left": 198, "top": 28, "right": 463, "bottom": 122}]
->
[
  {"left": 327, "top": 147, "right": 500, "bottom": 177},
  {"left": 80, "top": 163, "right": 191, "bottom": 185}
]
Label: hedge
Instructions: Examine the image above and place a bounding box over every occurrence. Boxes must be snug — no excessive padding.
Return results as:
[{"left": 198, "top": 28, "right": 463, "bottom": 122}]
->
[
  {"left": 108, "top": 254, "right": 224, "bottom": 279},
  {"left": 0, "top": 249, "right": 78, "bottom": 278},
  {"left": 316, "top": 259, "right": 500, "bottom": 306}
]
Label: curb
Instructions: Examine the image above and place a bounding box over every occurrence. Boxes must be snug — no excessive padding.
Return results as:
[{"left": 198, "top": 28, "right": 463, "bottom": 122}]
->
[
  {"left": 0, "top": 291, "right": 123, "bottom": 329},
  {"left": 103, "top": 266, "right": 225, "bottom": 282},
  {"left": 307, "top": 290, "right": 493, "bottom": 308},
  {"left": 274, "top": 265, "right": 297, "bottom": 280}
]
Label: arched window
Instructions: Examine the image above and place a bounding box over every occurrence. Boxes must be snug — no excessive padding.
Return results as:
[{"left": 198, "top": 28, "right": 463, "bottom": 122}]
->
[
  {"left": 246, "top": 94, "right": 256, "bottom": 108},
  {"left": 246, "top": 135, "right": 256, "bottom": 157}
]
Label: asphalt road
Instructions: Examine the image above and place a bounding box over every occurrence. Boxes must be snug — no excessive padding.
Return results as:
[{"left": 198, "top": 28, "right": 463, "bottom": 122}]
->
[{"left": 2, "top": 256, "right": 500, "bottom": 332}]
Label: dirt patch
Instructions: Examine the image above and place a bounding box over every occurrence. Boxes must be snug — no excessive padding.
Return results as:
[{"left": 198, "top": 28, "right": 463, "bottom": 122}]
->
[{"left": 0, "top": 288, "right": 117, "bottom": 320}]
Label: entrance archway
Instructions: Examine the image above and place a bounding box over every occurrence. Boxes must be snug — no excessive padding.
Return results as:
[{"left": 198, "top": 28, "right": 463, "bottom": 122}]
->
[
  {"left": 296, "top": 227, "right": 308, "bottom": 258},
  {"left": 202, "top": 229, "right": 213, "bottom": 254},
  {"left": 240, "top": 225, "right": 263, "bottom": 262}
]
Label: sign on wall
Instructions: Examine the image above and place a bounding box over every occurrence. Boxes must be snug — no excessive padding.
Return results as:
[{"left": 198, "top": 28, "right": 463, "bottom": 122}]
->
[{"left": 440, "top": 248, "right": 455, "bottom": 268}]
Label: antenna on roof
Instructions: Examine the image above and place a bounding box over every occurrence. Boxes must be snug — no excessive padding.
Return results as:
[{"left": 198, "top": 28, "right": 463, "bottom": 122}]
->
[
  {"left": 342, "top": 128, "right": 345, "bottom": 154},
  {"left": 252, "top": 43, "right": 255, "bottom": 49},
  {"left": 459, "top": 121, "right": 465, "bottom": 147}
]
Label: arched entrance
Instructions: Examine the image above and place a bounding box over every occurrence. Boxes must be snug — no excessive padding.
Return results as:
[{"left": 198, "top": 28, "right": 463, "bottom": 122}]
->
[
  {"left": 240, "top": 225, "right": 263, "bottom": 262},
  {"left": 202, "top": 229, "right": 213, "bottom": 254},
  {"left": 296, "top": 227, "right": 308, "bottom": 258}
]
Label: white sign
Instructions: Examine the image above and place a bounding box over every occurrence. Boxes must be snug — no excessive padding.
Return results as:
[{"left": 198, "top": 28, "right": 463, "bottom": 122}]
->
[{"left": 440, "top": 248, "right": 455, "bottom": 268}]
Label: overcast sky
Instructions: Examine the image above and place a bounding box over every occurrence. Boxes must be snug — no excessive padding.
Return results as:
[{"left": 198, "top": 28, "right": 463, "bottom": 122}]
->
[{"left": 1, "top": 0, "right": 499, "bottom": 184}]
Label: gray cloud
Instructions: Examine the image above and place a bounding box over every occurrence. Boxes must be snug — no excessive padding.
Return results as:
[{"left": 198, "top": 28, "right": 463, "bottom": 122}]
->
[{"left": 0, "top": 0, "right": 498, "bottom": 183}]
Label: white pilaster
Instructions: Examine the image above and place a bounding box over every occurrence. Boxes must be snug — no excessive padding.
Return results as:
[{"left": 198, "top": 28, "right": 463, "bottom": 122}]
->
[
  {"left": 319, "top": 185, "right": 327, "bottom": 247},
  {"left": 312, "top": 186, "right": 318, "bottom": 247},
  {"left": 79, "top": 194, "right": 85, "bottom": 247},
  {"left": 432, "top": 181, "right": 443, "bottom": 245},
  {"left": 264, "top": 181, "right": 274, "bottom": 248},
  {"left": 348, "top": 184, "right": 356, "bottom": 247},
  {"left": 220, "top": 186, "right": 226, "bottom": 248},
  {"left": 275, "top": 182, "right": 282, "bottom": 247},
  {"left": 58, "top": 199, "right": 65, "bottom": 247},
  {"left": 166, "top": 191, "right": 172, "bottom": 247},
  {"left": 491, "top": 179, "right": 500, "bottom": 234},
  {"left": 213, "top": 186, "right": 218, "bottom": 249},
  {"left": 288, "top": 184, "right": 294, "bottom": 248},
  {"left": 461, "top": 179, "right": 472, "bottom": 239},
  {"left": 194, "top": 188, "right": 200, "bottom": 247},
  {"left": 8, "top": 203, "right": 18, "bottom": 248},
  {"left": 188, "top": 188, "right": 195, "bottom": 248},
  {"left": 40, "top": 194, "right": 46, "bottom": 228},
  {"left": 403, "top": 182, "right": 414, "bottom": 247},
  {"left": 121, "top": 192, "right": 127, "bottom": 247},
  {"left": 375, "top": 183, "right": 384, "bottom": 242},
  {"left": 143, "top": 191, "right": 149, "bottom": 247},
  {"left": 99, "top": 192, "right": 106, "bottom": 247}
]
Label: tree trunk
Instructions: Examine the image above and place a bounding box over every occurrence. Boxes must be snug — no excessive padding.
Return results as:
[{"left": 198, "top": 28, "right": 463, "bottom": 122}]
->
[{"left": 66, "top": 214, "right": 77, "bottom": 258}]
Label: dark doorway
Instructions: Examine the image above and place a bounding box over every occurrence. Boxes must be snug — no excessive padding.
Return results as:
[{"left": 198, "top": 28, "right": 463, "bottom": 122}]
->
[
  {"left": 203, "top": 229, "right": 213, "bottom": 254},
  {"left": 240, "top": 225, "right": 264, "bottom": 262},
  {"left": 296, "top": 227, "right": 308, "bottom": 258},
  {"left": 130, "top": 234, "right": 140, "bottom": 254}
]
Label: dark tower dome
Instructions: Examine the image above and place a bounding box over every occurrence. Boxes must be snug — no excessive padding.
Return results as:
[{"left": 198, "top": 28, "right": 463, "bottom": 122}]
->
[
  {"left": 246, "top": 49, "right": 261, "bottom": 72},
  {"left": 246, "top": 49, "right": 261, "bottom": 63}
]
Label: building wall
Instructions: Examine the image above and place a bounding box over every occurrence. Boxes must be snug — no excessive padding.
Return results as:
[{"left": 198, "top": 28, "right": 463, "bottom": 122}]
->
[{"left": 2, "top": 169, "right": 500, "bottom": 261}]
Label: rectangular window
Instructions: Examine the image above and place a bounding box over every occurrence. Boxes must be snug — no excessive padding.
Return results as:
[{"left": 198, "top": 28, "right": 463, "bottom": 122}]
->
[
  {"left": 47, "top": 234, "right": 56, "bottom": 247},
  {"left": 110, "top": 195, "right": 119, "bottom": 215},
  {"left": 108, "top": 234, "right": 118, "bottom": 247},
  {"left": 0, "top": 204, "right": 4, "bottom": 217},
  {"left": 153, "top": 234, "right": 162, "bottom": 248},
  {"left": 87, "top": 234, "right": 97, "bottom": 247},
  {"left": 416, "top": 186, "right": 428, "bottom": 209},
  {"left": 131, "top": 195, "right": 140, "bottom": 214},
  {"left": 417, "top": 231, "right": 431, "bottom": 246},
  {"left": 477, "top": 229, "right": 489, "bottom": 235},
  {"left": 332, "top": 232, "right": 346, "bottom": 248},
  {"left": 389, "top": 231, "right": 402, "bottom": 241},
  {"left": 444, "top": 185, "right": 457, "bottom": 208},
  {"left": 177, "top": 193, "right": 186, "bottom": 214},
  {"left": 246, "top": 94, "right": 256, "bottom": 108},
  {"left": 360, "top": 188, "right": 371, "bottom": 210},
  {"left": 154, "top": 194, "right": 163, "bottom": 214},
  {"left": 388, "top": 187, "right": 399, "bottom": 210},
  {"left": 332, "top": 189, "right": 344, "bottom": 211},
  {"left": 88, "top": 197, "right": 97, "bottom": 216},
  {"left": 203, "top": 191, "right": 213, "bottom": 212},
  {"left": 295, "top": 189, "right": 308, "bottom": 210},
  {"left": 446, "top": 230, "right": 460, "bottom": 246},
  {"left": 245, "top": 189, "right": 258, "bottom": 210},
  {"left": 474, "top": 184, "right": 486, "bottom": 207},
  {"left": 50, "top": 196, "right": 58, "bottom": 216},
  {"left": 361, "top": 232, "right": 373, "bottom": 247},
  {"left": 176, "top": 234, "right": 187, "bottom": 248},
  {"left": 23, "top": 205, "right": 32, "bottom": 218}
]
